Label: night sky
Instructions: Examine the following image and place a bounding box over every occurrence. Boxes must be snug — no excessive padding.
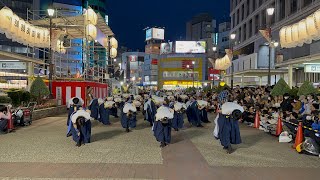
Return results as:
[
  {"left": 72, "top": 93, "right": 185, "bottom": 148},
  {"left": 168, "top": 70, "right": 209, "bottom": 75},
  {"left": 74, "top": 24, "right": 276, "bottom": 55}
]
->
[{"left": 108, "top": 0, "right": 230, "bottom": 51}]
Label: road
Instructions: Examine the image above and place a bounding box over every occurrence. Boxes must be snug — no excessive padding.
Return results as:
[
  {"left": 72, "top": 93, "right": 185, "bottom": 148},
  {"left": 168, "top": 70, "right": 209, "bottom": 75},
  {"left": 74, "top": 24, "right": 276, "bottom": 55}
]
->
[{"left": 0, "top": 112, "right": 318, "bottom": 180}]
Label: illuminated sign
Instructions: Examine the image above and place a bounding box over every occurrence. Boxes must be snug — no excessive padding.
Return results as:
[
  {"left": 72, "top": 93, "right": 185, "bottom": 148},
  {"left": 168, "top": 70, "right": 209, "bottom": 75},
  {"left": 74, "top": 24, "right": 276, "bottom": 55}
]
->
[
  {"left": 175, "top": 41, "right": 206, "bottom": 54},
  {"left": 146, "top": 28, "right": 165, "bottom": 41}
]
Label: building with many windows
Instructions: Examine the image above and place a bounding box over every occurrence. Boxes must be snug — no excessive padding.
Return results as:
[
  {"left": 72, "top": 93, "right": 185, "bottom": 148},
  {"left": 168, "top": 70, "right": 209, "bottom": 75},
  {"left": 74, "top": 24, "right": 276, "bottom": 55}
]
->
[
  {"left": 227, "top": 0, "right": 320, "bottom": 87},
  {"left": 186, "top": 14, "right": 217, "bottom": 58}
]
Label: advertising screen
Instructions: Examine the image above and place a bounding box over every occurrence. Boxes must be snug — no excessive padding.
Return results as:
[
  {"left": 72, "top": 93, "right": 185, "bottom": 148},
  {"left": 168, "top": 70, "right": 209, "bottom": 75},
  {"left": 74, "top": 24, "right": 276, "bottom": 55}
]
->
[
  {"left": 146, "top": 29, "right": 152, "bottom": 41},
  {"left": 160, "top": 42, "right": 173, "bottom": 54},
  {"left": 146, "top": 28, "right": 165, "bottom": 41},
  {"left": 175, "top": 41, "right": 206, "bottom": 54},
  {"left": 152, "top": 28, "right": 165, "bottom": 40}
]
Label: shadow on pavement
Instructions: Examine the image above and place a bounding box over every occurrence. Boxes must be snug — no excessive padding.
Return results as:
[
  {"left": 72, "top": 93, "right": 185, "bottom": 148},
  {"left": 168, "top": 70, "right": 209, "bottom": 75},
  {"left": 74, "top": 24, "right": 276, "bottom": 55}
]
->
[
  {"left": 236, "top": 133, "right": 265, "bottom": 149},
  {"left": 91, "top": 129, "right": 124, "bottom": 142}
]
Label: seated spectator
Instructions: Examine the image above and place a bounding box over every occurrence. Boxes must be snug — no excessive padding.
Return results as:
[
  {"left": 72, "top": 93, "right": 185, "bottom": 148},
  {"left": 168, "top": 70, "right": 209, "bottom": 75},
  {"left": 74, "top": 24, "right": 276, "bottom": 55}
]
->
[
  {"left": 281, "top": 93, "right": 293, "bottom": 112},
  {"left": 292, "top": 97, "right": 302, "bottom": 113},
  {"left": 243, "top": 106, "right": 255, "bottom": 126},
  {"left": 0, "top": 105, "right": 11, "bottom": 134}
]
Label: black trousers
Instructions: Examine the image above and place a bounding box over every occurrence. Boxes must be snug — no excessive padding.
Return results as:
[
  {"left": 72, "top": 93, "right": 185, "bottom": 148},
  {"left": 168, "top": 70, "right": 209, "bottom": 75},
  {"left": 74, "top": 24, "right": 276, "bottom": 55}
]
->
[{"left": 0, "top": 120, "right": 8, "bottom": 132}]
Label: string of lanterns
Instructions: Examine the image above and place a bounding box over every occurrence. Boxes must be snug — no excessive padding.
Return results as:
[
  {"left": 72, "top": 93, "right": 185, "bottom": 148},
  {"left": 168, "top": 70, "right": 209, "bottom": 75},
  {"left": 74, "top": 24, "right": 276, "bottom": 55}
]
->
[
  {"left": 280, "top": 9, "right": 320, "bottom": 48},
  {"left": 0, "top": 7, "right": 50, "bottom": 48},
  {"left": 214, "top": 49, "right": 233, "bottom": 70}
]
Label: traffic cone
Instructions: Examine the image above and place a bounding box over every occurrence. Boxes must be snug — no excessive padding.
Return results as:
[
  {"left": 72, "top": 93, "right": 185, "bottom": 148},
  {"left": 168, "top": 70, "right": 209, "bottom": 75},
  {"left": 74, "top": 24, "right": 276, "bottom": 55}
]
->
[
  {"left": 293, "top": 122, "right": 304, "bottom": 149},
  {"left": 254, "top": 111, "right": 260, "bottom": 128},
  {"left": 275, "top": 115, "right": 283, "bottom": 136}
]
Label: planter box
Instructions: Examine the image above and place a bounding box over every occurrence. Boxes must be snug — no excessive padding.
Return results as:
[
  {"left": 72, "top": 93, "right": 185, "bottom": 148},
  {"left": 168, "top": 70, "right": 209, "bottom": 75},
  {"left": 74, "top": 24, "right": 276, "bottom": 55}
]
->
[{"left": 32, "top": 106, "right": 67, "bottom": 121}]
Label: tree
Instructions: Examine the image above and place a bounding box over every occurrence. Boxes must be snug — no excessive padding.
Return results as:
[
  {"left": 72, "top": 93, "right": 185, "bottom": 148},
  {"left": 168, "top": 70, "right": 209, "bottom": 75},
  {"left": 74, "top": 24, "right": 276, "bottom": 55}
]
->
[
  {"left": 297, "top": 81, "right": 318, "bottom": 96},
  {"left": 30, "top": 76, "right": 50, "bottom": 104},
  {"left": 271, "top": 78, "right": 291, "bottom": 96}
]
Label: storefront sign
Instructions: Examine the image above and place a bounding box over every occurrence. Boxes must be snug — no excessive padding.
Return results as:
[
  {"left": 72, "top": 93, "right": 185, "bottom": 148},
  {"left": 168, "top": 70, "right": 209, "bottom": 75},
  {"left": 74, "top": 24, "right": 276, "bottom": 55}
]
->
[
  {"left": 0, "top": 62, "right": 26, "bottom": 69},
  {"left": 305, "top": 64, "right": 320, "bottom": 73}
]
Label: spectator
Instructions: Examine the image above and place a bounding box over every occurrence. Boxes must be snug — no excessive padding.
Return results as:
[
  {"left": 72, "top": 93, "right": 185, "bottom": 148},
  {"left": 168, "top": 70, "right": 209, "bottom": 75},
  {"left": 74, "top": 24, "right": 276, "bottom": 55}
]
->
[{"left": 0, "top": 105, "right": 11, "bottom": 134}]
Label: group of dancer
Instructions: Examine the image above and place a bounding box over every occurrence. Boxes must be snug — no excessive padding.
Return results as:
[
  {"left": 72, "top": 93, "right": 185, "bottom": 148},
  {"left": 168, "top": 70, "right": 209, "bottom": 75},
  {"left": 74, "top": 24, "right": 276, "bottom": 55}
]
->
[{"left": 66, "top": 89, "right": 244, "bottom": 154}]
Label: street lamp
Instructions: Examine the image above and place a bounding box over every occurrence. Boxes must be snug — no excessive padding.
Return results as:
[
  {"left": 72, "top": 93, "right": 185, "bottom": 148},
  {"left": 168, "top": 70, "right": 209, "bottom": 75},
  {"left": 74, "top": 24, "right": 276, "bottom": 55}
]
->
[
  {"left": 212, "top": 46, "right": 217, "bottom": 52},
  {"left": 267, "top": 7, "right": 275, "bottom": 86},
  {"left": 230, "top": 33, "right": 236, "bottom": 89},
  {"left": 192, "top": 61, "right": 195, "bottom": 88},
  {"left": 47, "top": 7, "right": 55, "bottom": 98}
]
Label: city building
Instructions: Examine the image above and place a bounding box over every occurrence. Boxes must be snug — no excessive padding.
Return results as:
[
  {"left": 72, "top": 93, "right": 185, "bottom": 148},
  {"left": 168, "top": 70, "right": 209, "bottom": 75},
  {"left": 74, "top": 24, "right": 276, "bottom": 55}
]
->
[
  {"left": 217, "top": 22, "right": 231, "bottom": 56},
  {"left": 158, "top": 54, "right": 207, "bottom": 89},
  {"left": 0, "top": 0, "right": 40, "bottom": 89},
  {"left": 186, "top": 13, "right": 217, "bottom": 58},
  {"left": 121, "top": 52, "right": 145, "bottom": 85},
  {"left": 228, "top": 0, "right": 320, "bottom": 87}
]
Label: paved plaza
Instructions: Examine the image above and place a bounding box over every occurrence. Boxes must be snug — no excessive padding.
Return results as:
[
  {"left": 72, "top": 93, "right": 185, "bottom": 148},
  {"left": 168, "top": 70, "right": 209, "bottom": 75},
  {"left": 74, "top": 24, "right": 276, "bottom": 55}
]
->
[{"left": 0, "top": 112, "right": 319, "bottom": 180}]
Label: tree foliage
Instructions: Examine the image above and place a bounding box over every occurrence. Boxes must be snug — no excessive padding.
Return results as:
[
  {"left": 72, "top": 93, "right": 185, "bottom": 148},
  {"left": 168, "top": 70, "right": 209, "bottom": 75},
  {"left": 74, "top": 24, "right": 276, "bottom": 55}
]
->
[
  {"left": 30, "top": 76, "right": 49, "bottom": 103},
  {"left": 297, "top": 81, "right": 318, "bottom": 96},
  {"left": 271, "top": 78, "right": 291, "bottom": 96}
]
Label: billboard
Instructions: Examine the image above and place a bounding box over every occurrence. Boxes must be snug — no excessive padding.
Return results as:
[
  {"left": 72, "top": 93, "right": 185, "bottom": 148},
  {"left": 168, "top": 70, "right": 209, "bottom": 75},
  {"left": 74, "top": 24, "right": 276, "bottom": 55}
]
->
[
  {"left": 146, "top": 28, "right": 165, "bottom": 41},
  {"left": 160, "top": 42, "right": 173, "bottom": 54},
  {"left": 175, "top": 41, "right": 206, "bottom": 54},
  {"left": 0, "top": 62, "right": 26, "bottom": 69},
  {"left": 146, "top": 29, "right": 152, "bottom": 41}
]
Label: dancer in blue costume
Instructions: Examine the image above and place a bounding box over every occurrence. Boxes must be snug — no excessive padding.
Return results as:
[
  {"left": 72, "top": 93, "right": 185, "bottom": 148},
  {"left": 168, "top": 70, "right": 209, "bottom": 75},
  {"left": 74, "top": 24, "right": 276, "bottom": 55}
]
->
[
  {"left": 189, "top": 97, "right": 203, "bottom": 127},
  {"left": 70, "top": 109, "right": 92, "bottom": 147},
  {"left": 172, "top": 98, "right": 186, "bottom": 131},
  {"left": 121, "top": 99, "right": 137, "bottom": 132},
  {"left": 217, "top": 100, "right": 244, "bottom": 154},
  {"left": 145, "top": 96, "right": 157, "bottom": 126},
  {"left": 67, "top": 97, "right": 83, "bottom": 137},
  {"left": 88, "top": 94, "right": 99, "bottom": 120},
  {"left": 98, "top": 98, "right": 111, "bottom": 125},
  {"left": 153, "top": 99, "right": 174, "bottom": 148}
]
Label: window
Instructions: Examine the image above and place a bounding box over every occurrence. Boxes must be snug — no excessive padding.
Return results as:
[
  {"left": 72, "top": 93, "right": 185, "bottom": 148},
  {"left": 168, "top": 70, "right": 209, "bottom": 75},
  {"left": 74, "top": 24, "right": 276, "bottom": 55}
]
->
[
  {"left": 249, "top": 20, "right": 252, "bottom": 37},
  {"left": 290, "top": 0, "right": 298, "bottom": 14},
  {"left": 280, "top": 0, "right": 286, "bottom": 20},
  {"left": 303, "top": 0, "right": 313, "bottom": 7}
]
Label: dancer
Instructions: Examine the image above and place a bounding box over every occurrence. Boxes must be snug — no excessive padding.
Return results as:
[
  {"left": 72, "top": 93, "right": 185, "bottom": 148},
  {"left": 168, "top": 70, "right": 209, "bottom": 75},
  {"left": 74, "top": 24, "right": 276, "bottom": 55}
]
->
[
  {"left": 70, "top": 109, "right": 92, "bottom": 147},
  {"left": 67, "top": 97, "right": 84, "bottom": 137},
  {"left": 217, "top": 100, "right": 244, "bottom": 154},
  {"left": 122, "top": 99, "right": 137, "bottom": 132},
  {"left": 153, "top": 99, "right": 174, "bottom": 148},
  {"left": 98, "top": 98, "right": 111, "bottom": 125},
  {"left": 172, "top": 98, "right": 186, "bottom": 131}
]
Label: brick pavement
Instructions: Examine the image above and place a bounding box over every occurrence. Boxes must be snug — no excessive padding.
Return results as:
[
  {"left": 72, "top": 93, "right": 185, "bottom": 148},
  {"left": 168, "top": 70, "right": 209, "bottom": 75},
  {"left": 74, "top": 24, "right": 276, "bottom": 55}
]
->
[{"left": 0, "top": 113, "right": 319, "bottom": 180}]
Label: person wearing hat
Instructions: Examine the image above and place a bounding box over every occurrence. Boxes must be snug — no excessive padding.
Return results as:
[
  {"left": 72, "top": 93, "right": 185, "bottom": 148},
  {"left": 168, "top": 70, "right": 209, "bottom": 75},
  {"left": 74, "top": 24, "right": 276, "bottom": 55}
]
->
[
  {"left": 153, "top": 98, "right": 174, "bottom": 148},
  {"left": 145, "top": 96, "right": 157, "bottom": 127},
  {"left": 88, "top": 95, "right": 99, "bottom": 120},
  {"left": 121, "top": 99, "right": 137, "bottom": 132},
  {"left": 67, "top": 97, "right": 84, "bottom": 137},
  {"left": 98, "top": 98, "right": 111, "bottom": 125},
  {"left": 217, "top": 100, "right": 244, "bottom": 154},
  {"left": 70, "top": 109, "right": 92, "bottom": 147}
]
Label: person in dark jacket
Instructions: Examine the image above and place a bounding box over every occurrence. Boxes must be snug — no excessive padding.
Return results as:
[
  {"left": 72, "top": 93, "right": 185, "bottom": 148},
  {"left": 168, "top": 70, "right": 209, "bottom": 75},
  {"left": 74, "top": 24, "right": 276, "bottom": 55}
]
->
[{"left": 281, "top": 93, "right": 293, "bottom": 112}]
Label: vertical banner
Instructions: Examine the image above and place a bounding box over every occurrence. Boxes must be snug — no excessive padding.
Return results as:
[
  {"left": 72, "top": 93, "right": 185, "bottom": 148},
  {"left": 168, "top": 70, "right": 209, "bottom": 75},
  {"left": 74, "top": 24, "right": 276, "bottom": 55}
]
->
[
  {"left": 56, "top": 87, "right": 62, "bottom": 106},
  {"left": 66, "top": 86, "right": 71, "bottom": 107}
]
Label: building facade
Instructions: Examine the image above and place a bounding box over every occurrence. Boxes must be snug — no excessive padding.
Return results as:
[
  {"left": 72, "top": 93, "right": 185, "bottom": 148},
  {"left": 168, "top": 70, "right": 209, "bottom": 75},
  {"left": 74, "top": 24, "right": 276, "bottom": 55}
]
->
[
  {"left": 186, "top": 13, "right": 217, "bottom": 58},
  {"left": 228, "top": 0, "right": 320, "bottom": 87},
  {"left": 0, "top": 0, "right": 39, "bottom": 89},
  {"left": 217, "top": 22, "right": 231, "bottom": 56},
  {"left": 158, "top": 54, "right": 207, "bottom": 89}
]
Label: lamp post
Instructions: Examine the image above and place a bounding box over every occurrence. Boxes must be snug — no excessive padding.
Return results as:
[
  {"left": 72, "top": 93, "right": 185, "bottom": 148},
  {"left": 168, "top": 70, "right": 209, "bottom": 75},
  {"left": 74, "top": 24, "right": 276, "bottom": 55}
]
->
[
  {"left": 267, "top": 7, "right": 275, "bottom": 86},
  {"left": 47, "top": 7, "right": 55, "bottom": 98},
  {"left": 212, "top": 46, "right": 217, "bottom": 86},
  {"left": 230, "top": 33, "right": 236, "bottom": 89},
  {"left": 187, "top": 64, "right": 190, "bottom": 88},
  {"left": 192, "top": 61, "right": 195, "bottom": 88}
]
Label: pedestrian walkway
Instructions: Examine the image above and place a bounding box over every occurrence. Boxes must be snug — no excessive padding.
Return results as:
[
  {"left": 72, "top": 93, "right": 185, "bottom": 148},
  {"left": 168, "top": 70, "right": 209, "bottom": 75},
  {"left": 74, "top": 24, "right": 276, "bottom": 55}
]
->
[{"left": 0, "top": 113, "right": 318, "bottom": 180}]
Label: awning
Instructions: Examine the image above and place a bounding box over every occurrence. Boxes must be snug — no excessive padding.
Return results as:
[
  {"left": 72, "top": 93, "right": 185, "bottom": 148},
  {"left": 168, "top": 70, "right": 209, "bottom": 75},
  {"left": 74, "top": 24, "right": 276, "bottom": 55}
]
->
[
  {"left": 225, "top": 69, "right": 288, "bottom": 78},
  {"left": 275, "top": 53, "right": 320, "bottom": 68},
  {"left": 29, "top": 13, "right": 114, "bottom": 39},
  {"left": 0, "top": 50, "right": 46, "bottom": 65}
]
